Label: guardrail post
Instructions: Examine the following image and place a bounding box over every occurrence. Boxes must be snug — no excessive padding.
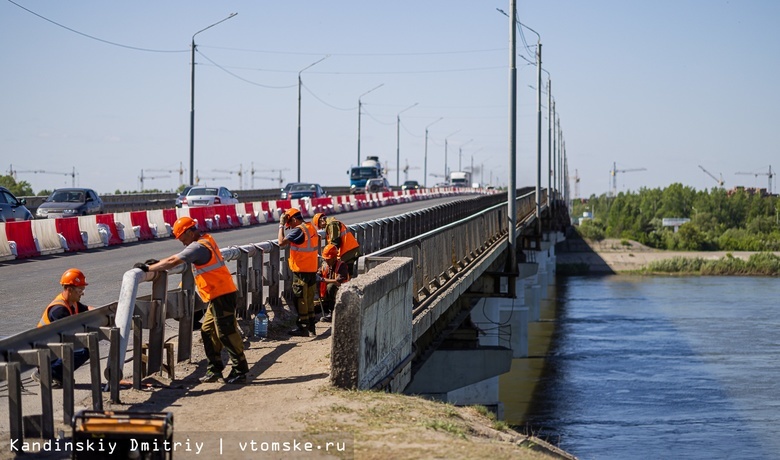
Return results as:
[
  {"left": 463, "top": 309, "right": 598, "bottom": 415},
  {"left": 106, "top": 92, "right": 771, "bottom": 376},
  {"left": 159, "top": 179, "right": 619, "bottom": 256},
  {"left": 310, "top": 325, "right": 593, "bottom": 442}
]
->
[
  {"left": 145, "top": 272, "right": 168, "bottom": 375},
  {"left": 73, "top": 332, "right": 102, "bottom": 411},
  {"left": 249, "top": 249, "right": 264, "bottom": 316},
  {"left": 235, "top": 249, "right": 250, "bottom": 319},
  {"left": 104, "top": 326, "right": 120, "bottom": 403},
  {"left": 51, "top": 343, "right": 74, "bottom": 424},
  {"left": 281, "top": 244, "right": 292, "bottom": 301},
  {"left": 133, "top": 315, "right": 143, "bottom": 390},
  {"left": 11, "top": 349, "right": 55, "bottom": 438},
  {"left": 2, "top": 362, "right": 23, "bottom": 444},
  {"left": 178, "top": 267, "right": 196, "bottom": 363}
]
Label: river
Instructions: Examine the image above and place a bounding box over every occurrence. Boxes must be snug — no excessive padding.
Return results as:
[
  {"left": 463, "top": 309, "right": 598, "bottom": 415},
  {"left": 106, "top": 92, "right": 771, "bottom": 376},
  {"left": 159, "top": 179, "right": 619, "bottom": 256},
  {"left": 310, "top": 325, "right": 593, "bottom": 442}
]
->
[{"left": 516, "top": 275, "right": 780, "bottom": 459}]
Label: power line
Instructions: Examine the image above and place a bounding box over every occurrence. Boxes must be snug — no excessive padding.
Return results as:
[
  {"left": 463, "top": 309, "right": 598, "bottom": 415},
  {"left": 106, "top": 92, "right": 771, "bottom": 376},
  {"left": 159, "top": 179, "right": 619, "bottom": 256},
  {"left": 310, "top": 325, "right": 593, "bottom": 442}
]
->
[
  {"left": 201, "top": 45, "right": 507, "bottom": 57},
  {"left": 7, "top": 0, "right": 188, "bottom": 53},
  {"left": 196, "top": 49, "right": 297, "bottom": 89}
]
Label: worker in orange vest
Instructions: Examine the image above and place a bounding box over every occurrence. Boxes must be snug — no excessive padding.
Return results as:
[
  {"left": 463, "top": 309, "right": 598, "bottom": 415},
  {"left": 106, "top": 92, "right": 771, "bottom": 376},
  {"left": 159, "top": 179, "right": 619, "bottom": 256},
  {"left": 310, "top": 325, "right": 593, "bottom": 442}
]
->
[
  {"left": 33, "top": 268, "right": 94, "bottom": 388},
  {"left": 279, "top": 208, "right": 320, "bottom": 336},
  {"left": 313, "top": 213, "right": 361, "bottom": 277},
  {"left": 318, "top": 244, "right": 350, "bottom": 322},
  {"left": 136, "top": 216, "right": 249, "bottom": 384}
]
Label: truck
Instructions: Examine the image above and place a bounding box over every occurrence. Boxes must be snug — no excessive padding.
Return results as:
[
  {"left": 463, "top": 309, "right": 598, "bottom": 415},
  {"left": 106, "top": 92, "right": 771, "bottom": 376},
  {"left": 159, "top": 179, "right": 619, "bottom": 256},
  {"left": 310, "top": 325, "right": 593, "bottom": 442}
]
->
[
  {"left": 349, "top": 156, "right": 384, "bottom": 194},
  {"left": 448, "top": 171, "right": 472, "bottom": 188}
]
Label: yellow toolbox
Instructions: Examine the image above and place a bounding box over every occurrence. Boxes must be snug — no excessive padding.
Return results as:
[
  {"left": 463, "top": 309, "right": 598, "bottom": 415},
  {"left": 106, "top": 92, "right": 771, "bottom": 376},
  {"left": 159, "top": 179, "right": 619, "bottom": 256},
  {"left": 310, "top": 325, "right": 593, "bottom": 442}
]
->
[{"left": 71, "top": 410, "right": 173, "bottom": 459}]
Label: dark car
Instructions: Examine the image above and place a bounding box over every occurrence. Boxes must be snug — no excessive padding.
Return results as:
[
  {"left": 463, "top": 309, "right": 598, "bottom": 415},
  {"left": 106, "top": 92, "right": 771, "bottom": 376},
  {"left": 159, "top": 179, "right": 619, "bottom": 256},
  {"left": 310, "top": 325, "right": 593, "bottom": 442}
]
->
[
  {"left": 175, "top": 185, "right": 194, "bottom": 208},
  {"left": 0, "top": 186, "right": 33, "bottom": 222},
  {"left": 36, "top": 188, "right": 103, "bottom": 218},
  {"left": 280, "top": 183, "right": 328, "bottom": 200},
  {"left": 401, "top": 180, "right": 421, "bottom": 191}
]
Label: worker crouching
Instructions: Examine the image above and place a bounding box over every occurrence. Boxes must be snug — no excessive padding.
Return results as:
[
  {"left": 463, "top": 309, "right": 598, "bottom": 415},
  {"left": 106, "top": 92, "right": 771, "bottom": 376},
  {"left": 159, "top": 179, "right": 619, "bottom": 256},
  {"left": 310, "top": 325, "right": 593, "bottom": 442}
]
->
[{"left": 318, "top": 244, "right": 350, "bottom": 322}]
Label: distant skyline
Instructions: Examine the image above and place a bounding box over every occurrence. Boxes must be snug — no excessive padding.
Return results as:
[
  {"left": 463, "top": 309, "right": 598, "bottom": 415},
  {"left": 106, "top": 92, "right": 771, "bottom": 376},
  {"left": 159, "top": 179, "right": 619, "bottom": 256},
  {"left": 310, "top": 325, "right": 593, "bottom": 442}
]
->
[{"left": 2, "top": 1, "right": 778, "bottom": 197}]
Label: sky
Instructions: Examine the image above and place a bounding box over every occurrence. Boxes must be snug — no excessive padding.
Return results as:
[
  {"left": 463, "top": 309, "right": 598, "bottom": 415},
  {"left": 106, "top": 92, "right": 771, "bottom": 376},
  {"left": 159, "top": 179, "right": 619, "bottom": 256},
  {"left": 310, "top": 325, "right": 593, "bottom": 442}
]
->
[{"left": 1, "top": 1, "right": 779, "bottom": 198}]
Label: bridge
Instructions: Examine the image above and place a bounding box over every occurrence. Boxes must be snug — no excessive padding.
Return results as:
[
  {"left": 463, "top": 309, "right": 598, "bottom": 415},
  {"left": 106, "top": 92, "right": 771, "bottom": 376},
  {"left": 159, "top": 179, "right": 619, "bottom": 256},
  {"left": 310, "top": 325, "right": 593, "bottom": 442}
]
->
[{"left": 0, "top": 187, "right": 569, "bottom": 444}]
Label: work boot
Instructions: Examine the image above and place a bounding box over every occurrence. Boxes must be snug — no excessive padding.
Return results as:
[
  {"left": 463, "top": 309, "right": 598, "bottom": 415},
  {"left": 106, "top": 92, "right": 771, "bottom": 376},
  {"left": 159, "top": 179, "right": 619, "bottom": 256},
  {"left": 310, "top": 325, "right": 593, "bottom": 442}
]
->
[
  {"left": 308, "top": 317, "right": 317, "bottom": 335},
  {"left": 31, "top": 370, "right": 62, "bottom": 389},
  {"left": 199, "top": 369, "right": 223, "bottom": 383},
  {"left": 224, "top": 369, "right": 247, "bottom": 384},
  {"left": 288, "top": 321, "right": 310, "bottom": 337}
]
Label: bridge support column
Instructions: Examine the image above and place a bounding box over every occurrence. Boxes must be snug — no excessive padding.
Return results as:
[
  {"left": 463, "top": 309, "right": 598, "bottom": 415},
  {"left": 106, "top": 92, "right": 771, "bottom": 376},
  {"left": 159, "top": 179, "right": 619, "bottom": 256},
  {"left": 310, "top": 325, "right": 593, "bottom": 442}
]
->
[{"left": 519, "top": 262, "right": 540, "bottom": 322}]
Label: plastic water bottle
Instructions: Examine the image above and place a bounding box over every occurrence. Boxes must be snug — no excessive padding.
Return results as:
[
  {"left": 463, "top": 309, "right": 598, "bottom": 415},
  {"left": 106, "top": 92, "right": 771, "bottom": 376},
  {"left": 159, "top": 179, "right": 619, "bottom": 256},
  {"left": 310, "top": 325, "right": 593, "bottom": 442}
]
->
[{"left": 254, "top": 310, "right": 268, "bottom": 339}]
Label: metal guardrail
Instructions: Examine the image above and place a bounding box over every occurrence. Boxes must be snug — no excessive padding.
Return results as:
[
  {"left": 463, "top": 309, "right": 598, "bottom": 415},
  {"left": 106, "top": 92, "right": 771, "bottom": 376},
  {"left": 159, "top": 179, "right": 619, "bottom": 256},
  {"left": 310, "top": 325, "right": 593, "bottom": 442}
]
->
[{"left": 0, "top": 192, "right": 519, "bottom": 443}]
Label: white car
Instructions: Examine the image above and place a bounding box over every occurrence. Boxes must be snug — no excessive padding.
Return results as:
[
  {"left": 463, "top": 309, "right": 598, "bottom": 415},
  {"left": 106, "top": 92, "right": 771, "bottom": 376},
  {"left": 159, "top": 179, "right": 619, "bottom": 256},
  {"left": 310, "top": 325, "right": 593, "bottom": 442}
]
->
[{"left": 180, "top": 186, "right": 238, "bottom": 207}]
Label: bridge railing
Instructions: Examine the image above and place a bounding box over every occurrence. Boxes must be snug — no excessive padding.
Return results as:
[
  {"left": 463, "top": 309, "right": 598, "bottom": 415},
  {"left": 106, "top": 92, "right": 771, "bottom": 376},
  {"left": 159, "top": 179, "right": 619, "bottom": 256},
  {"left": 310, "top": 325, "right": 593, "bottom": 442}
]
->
[{"left": 0, "top": 192, "right": 514, "bottom": 443}]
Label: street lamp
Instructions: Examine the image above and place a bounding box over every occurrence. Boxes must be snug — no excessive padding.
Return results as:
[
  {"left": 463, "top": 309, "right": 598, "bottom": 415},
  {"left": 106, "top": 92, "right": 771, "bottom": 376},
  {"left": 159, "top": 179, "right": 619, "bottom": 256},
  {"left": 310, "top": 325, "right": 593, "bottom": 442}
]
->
[
  {"left": 189, "top": 13, "right": 237, "bottom": 186},
  {"left": 357, "top": 84, "right": 384, "bottom": 166},
  {"left": 444, "top": 130, "right": 461, "bottom": 181},
  {"left": 297, "top": 55, "right": 329, "bottom": 182},
  {"left": 458, "top": 139, "right": 473, "bottom": 171},
  {"left": 424, "top": 117, "right": 443, "bottom": 188},
  {"left": 396, "top": 103, "right": 418, "bottom": 186}
]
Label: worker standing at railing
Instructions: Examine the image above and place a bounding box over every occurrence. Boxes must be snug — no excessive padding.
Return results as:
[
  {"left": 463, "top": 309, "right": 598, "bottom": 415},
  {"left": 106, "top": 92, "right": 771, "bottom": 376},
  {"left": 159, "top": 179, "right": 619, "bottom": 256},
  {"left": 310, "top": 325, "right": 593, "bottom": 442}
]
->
[
  {"left": 313, "top": 213, "right": 361, "bottom": 277},
  {"left": 33, "top": 268, "right": 94, "bottom": 388},
  {"left": 135, "top": 216, "right": 249, "bottom": 385},
  {"left": 279, "top": 208, "right": 320, "bottom": 337}
]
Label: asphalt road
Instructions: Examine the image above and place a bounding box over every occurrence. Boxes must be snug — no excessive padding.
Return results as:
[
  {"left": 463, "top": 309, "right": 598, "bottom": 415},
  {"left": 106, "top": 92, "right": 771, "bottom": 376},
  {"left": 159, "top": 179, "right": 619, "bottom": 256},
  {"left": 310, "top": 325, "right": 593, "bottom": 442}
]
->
[{"left": 0, "top": 196, "right": 463, "bottom": 338}]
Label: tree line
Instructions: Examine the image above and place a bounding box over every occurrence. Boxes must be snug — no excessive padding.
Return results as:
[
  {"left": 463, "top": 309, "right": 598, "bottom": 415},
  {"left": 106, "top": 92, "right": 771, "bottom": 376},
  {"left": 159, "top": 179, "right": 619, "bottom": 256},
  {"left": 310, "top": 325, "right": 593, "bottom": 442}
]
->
[{"left": 571, "top": 183, "right": 780, "bottom": 251}]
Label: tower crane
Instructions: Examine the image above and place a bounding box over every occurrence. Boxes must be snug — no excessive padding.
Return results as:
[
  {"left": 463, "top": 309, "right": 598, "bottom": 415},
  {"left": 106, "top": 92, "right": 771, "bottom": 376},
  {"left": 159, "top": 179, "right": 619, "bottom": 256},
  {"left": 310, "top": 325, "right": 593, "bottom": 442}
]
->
[
  {"left": 698, "top": 165, "right": 724, "bottom": 187},
  {"left": 213, "top": 164, "right": 245, "bottom": 190},
  {"left": 254, "top": 168, "right": 289, "bottom": 188},
  {"left": 609, "top": 162, "right": 646, "bottom": 197},
  {"left": 146, "top": 162, "right": 187, "bottom": 187},
  {"left": 195, "top": 170, "right": 230, "bottom": 185},
  {"left": 386, "top": 160, "right": 420, "bottom": 182},
  {"left": 8, "top": 165, "right": 78, "bottom": 187},
  {"left": 138, "top": 170, "right": 171, "bottom": 191},
  {"left": 735, "top": 165, "right": 774, "bottom": 194}
]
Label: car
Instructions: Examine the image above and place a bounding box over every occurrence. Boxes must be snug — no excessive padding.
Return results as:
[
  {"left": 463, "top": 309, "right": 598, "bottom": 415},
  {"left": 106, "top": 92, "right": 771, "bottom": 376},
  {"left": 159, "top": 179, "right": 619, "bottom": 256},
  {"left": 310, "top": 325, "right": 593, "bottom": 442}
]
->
[
  {"left": 364, "top": 177, "right": 392, "bottom": 194},
  {"left": 175, "top": 185, "right": 194, "bottom": 208},
  {"left": 280, "top": 183, "right": 328, "bottom": 200},
  {"left": 180, "top": 186, "right": 238, "bottom": 207},
  {"left": 401, "top": 180, "right": 421, "bottom": 191},
  {"left": 0, "top": 186, "right": 33, "bottom": 222},
  {"left": 36, "top": 188, "right": 103, "bottom": 218}
]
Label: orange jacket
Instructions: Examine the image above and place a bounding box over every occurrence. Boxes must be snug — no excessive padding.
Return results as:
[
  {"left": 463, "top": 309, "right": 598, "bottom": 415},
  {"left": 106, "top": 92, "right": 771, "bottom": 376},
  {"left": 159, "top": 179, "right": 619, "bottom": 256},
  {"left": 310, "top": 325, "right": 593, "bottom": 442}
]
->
[
  {"left": 289, "top": 222, "right": 319, "bottom": 273},
  {"left": 327, "top": 220, "right": 360, "bottom": 257},
  {"left": 38, "top": 293, "right": 78, "bottom": 328},
  {"left": 193, "top": 233, "right": 237, "bottom": 302}
]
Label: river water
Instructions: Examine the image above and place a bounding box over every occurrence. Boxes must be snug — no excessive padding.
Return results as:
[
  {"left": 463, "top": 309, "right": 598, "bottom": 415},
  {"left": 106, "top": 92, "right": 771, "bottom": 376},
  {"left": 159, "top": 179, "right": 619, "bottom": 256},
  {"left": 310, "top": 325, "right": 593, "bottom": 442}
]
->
[{"left": 520, "top": 275, "right": 780, "bottom": 459}]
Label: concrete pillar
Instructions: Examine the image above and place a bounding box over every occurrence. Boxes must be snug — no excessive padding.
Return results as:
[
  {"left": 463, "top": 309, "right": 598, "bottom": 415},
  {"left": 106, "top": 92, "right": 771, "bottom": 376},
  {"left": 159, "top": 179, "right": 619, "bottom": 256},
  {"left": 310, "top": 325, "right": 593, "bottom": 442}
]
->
[{"left": 499, "top": 305, "right": 528, "bottom": 358}]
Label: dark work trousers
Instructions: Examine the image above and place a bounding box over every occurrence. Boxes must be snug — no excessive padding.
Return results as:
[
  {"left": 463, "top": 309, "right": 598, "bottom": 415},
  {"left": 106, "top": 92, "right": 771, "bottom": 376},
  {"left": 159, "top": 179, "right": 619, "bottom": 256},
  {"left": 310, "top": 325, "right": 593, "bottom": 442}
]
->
[
  {"left": 200, "top": 291, "right": 249, "bottom": 375},
  {"left": 51, "top": 348, "right": 90, "bottom": 382}
]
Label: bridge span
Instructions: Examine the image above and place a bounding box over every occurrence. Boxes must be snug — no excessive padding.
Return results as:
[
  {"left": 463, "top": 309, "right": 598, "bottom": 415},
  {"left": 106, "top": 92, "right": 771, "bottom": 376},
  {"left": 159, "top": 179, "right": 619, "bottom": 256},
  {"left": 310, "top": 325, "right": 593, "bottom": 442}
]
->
[{"left": 0, "top": 189, "right": 570, "bottom": 442}]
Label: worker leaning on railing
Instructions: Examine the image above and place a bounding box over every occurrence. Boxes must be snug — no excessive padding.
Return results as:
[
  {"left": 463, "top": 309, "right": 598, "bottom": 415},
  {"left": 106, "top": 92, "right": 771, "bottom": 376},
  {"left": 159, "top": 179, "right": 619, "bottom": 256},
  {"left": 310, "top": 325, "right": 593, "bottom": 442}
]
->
[
  {"left": 32, "top": 268, "right": 95, "bottom": 388},
  {"left": 133, "top": 216, "right": 249, "bottom": 385}
]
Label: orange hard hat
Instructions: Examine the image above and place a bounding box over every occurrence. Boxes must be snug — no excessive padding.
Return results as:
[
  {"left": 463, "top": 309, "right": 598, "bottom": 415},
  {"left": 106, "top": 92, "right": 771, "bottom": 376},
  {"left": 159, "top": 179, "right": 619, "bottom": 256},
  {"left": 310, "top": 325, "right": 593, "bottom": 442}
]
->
[
  {"left": 60, "top": 268, "right": 88, "bottom": 287},
  {"left": 313, "top": 213, "right": 325, "bottom": 228},
  {"left": 284, "top": 208, "right": 302, "bottom": 227},
  {"left": 323, "top": 244, "right": 339, "bottom": 260},
  {"left": 173, "top": 216, "right": 196, "bottom": 238}
]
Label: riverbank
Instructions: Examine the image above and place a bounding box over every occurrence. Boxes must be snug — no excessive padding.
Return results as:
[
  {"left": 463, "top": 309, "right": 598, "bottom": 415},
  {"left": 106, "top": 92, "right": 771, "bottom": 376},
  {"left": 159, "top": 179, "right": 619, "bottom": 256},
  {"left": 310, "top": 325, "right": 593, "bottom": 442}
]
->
[{"left": 556, "top": 237, "right": 779, "bottom": 273}]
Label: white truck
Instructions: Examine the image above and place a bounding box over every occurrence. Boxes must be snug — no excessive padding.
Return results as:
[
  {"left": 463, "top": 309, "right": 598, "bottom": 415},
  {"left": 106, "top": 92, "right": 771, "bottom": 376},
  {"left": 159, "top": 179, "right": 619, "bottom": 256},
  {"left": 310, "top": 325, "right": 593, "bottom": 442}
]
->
[{"left": 448, "top": 171, "right": 471, "bottom": 188}]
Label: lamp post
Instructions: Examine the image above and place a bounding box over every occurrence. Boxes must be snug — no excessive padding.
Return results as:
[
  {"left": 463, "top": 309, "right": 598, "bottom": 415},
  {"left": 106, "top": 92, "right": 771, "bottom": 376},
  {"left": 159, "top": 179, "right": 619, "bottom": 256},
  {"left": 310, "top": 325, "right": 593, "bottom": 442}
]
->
[
  {"left": 189, "top": 13, "right": 237, "bottom": 186},
  {"left": 357, "top": 84, "right": 384, "bottom": 166},
  {"left": 297, "top": 55, "right": 329, "bottom": 182},
  {"left": 396, "top": 103, "right": 418, "bottom": 186},
  {"left": 458, "top": 139, "right": 473, "bottom": 171},
  {"left": 424, "top": 117, "right": 443, "bottom": 188},
  {"left": 444, "top": 129, "right": 461, "bottom": 182}
]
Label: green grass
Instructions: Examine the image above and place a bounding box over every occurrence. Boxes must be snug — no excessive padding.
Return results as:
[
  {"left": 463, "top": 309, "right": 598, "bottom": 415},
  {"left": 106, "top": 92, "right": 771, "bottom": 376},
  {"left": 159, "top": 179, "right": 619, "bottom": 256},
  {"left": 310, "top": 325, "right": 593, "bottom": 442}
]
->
[{"left": 642, "top": 252, "right": 780, "bottom": 276}]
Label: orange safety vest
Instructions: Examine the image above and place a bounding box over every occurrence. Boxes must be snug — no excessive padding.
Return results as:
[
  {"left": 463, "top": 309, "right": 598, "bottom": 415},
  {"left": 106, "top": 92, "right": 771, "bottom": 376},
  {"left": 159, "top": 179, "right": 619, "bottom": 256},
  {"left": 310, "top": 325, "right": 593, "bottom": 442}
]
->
[
  {"left": 329, "top": 221, "right": 360, "bottom": 257},
  {"left": 192, "top": 233, "right": 237, "bottom": 302},
  {"left": 38, "top": 293, "right": 78, "bottom": 328},
  {"left": 289, "top": 222, "right": 319, "bottom": 273},
  {"left": 319, "top": 260, "right": 349, "bottom": 298}
]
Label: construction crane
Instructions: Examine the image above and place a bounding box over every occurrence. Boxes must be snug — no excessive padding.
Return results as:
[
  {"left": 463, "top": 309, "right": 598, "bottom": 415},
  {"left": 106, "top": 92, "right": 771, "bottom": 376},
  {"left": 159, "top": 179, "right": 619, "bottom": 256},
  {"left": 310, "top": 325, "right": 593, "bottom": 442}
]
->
[
  {"left": 254, "top": 167, "right": 289, "bottom": 189},
  {"left": 146, "top": 162, "right": 187, "bottom": 187},
  {"left": 698, "top": 165, "right": 724, "bottom": 188},
  {"left": 735, "top": 165, "right": 775, "bottom": 194},
  {"left": 386, "top": 160, "right": 421, "bottom": 183},
  {"left": 9, "top": 164, "right": 78, "bottom": 187},
  {"left": 195, "top": 170, "right": 230, "bottom": 185},
  {"left": 213, "top": 164, "right": 245, "bottom": 190},
  {"left": 609, "top": 162, "right": 646, "bottom": 197},
  {"left": 138, "top": 170, "right": 171, "bottom": 191}
]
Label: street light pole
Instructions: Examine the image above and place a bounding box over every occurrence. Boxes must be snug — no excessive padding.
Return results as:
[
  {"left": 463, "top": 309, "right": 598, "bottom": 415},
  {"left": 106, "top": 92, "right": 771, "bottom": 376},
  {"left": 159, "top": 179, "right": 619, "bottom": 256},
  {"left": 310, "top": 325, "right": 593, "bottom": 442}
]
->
[
  {"left": 424, "top": 117, "right": 442, "bottom": 188},
  {"left": 357, "top": 84, "right": 384, "bottom": 166},
  {"left": 444, "top": 129, "right": 461, "bottom": 182},
  {"left": 297, "top": 55, "right": 329, "bottom": 182},
  {"left": 189, "top": 13, "right": 237, "bottom": 186},
  {"left": 458, "top": 139, "right": 473, "bottom": 171},
  {"left": 396, "top": 103, "right": 418, "bottom": 186}
]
